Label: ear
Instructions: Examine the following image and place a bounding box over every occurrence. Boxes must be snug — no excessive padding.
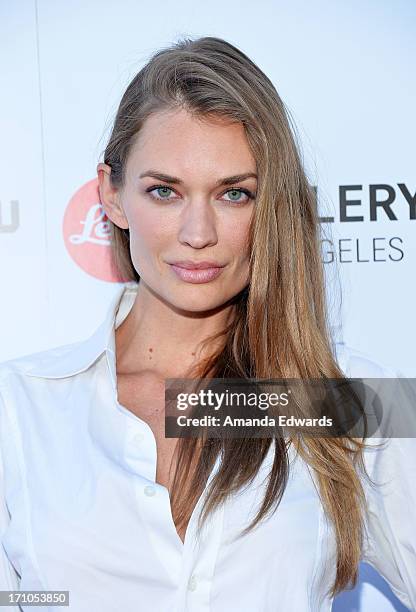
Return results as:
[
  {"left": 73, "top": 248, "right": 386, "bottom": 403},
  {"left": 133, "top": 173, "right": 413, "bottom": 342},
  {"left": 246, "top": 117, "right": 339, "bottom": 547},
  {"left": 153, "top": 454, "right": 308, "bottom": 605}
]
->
[{"left": 97, "top": 162, "right": 129, "bottom": 230}]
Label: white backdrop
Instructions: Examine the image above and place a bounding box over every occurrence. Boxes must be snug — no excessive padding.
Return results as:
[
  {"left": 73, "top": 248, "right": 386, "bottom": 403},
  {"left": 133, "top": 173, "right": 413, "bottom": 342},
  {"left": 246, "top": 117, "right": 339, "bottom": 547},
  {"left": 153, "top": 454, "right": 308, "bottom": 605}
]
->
[{"left": 0, "top": 1, "right": 415, "bottom": 610}]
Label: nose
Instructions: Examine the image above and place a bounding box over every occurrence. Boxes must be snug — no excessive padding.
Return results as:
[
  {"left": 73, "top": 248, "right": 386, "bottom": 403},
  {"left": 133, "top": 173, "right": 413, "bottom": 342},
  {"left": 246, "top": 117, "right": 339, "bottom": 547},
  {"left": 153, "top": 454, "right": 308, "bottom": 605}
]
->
[{"left": 177, "top": 198, "right": 218, "bottom": 249}]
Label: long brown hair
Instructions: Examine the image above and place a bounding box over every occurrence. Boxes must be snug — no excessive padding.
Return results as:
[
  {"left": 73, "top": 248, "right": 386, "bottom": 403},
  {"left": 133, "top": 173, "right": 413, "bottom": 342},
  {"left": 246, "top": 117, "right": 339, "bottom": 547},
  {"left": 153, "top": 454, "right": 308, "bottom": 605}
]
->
[{"left": 100, "top": 36, "right": 376, "bottom": 597}]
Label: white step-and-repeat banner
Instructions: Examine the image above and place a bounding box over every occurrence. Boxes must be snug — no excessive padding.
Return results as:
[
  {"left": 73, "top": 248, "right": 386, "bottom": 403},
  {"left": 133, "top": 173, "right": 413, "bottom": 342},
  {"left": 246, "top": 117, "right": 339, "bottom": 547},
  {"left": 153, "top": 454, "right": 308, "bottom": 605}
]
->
[{"left": 1, "top": 1, "right": 414, "bottom": 610}]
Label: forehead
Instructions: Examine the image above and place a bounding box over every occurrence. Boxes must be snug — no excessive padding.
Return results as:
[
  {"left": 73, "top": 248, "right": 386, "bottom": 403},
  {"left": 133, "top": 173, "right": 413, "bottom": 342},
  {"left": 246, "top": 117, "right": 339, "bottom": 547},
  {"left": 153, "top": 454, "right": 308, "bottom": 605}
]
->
[{"left": 126, "top": 108, "right": 256, "bottom": 176}]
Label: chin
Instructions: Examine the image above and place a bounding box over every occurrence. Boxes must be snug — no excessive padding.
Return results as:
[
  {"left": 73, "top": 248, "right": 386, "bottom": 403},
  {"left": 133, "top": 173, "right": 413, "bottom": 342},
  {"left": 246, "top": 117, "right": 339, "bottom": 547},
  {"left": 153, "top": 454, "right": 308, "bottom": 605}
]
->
[{"left": 169, "top": 291, "right": 229, "bottom": 314}]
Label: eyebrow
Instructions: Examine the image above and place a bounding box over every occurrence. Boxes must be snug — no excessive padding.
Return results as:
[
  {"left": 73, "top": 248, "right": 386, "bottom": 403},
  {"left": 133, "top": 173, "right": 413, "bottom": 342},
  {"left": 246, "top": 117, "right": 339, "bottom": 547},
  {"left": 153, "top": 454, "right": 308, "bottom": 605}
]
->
[{"left": 138, "top": 170, "right": 258, "bottom": 187}]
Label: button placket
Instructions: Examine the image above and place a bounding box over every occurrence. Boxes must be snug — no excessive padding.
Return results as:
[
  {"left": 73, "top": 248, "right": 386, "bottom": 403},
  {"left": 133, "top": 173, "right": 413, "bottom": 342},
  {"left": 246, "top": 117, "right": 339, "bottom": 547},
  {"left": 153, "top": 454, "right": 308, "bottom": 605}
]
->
[
  {"left": 188, "top": 574, "right": 198, "bottom": 592},
  {"left": 124, "top": 421, "right": 157, "bottom": 483},
  {"left": 176, "top": 456, "right": 225, "bottom": 610},
  {"left": 135, "top": 480, "right": 185, "bottom": 588},
  {"left": 144, "top": 484, "right": 156, "bottom": 497}
]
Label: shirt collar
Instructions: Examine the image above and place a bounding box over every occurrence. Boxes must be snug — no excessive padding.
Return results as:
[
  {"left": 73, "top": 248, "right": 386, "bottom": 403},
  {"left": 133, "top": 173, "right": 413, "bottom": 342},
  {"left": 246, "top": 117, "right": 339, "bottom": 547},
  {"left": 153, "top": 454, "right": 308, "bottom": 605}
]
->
[
  {"left": 23, "top": 281, "right": 139, "bottom": 391},
  {"left": 23, "top": 282, "right": 346, "bottom": 390}
]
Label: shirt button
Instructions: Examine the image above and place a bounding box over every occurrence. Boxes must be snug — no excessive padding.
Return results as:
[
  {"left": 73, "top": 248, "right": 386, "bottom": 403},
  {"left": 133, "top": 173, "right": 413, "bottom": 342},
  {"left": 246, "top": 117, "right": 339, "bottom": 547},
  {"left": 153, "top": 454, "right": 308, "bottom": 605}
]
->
[
  {"left": 188, "top": 574, "right": 198, "bottom": 592},
  {"left": 144, "top": 485, "right": 156, "bottom": 497}
]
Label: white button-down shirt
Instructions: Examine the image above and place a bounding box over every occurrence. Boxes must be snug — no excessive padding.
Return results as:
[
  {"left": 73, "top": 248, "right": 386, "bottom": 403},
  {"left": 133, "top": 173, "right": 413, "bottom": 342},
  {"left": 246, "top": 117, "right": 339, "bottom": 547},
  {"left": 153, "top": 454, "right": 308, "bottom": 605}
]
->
[{"left": 0, "top": 281, "right": 415, "bottom": 611}]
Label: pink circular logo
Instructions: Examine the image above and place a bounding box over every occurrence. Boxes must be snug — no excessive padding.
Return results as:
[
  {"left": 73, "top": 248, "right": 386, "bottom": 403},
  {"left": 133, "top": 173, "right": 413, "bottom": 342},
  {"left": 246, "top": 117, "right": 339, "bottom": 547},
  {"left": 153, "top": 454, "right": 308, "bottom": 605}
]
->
[{"left": 63, "top": 178, "right": 131, "bottom": 282}]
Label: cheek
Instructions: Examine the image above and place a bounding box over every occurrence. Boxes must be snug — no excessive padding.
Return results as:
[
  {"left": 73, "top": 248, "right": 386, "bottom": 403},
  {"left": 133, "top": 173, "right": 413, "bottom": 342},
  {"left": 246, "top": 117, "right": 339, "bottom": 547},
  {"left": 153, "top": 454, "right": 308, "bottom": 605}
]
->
[
  {"left": 127, "top": 213, "right": 171, "bottom": 267},
  {"left": 224, "top": 221, "right": 251, "bottom": 262},
  {"left": 128, "top": 207, "right": 160, "bottom": 236},
  {"left": 121, "top": 195, "right": 173, "bottom": 278}
]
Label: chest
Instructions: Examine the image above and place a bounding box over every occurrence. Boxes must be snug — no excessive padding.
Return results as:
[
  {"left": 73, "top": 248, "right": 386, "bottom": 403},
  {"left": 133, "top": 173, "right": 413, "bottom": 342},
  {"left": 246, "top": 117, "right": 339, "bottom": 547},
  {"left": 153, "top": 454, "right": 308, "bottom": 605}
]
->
[
  {"left": 116, "top": 372, "right": 202, "bottom": 543},
  {"left": 116, "top": 372, "right": 178, "bottom": 486},
  {"left": 3, "top": 373, "right": 335, "bottom": 609}
]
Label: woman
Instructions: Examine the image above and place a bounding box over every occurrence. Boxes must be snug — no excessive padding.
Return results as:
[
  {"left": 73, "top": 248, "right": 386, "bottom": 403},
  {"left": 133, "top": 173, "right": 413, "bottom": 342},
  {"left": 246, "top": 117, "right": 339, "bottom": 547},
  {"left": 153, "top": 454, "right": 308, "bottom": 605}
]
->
[{"left": 0, "top": 36, "right": 415, "bottom": 611}]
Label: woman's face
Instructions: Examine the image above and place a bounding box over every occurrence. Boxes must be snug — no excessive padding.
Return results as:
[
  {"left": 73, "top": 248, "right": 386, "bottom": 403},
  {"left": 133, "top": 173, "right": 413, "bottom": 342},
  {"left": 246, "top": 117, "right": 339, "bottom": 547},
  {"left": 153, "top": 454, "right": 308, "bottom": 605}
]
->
[{"left": 100, "top": 108, "right": 257, "bottom": 313}]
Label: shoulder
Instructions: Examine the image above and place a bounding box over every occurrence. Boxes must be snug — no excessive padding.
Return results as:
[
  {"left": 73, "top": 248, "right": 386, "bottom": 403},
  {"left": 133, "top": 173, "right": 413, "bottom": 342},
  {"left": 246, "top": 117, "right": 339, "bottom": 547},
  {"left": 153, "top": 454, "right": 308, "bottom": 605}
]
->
[
  {"left": 0, "top": 340, "right": 94, "bottom": 452},
  {"left": 333, "top": 342, "right": 414, "bottom": 439},
  {"left": 0, "top": 341, "right": 82, "bottom": 387},
  {"left": 0, "top": 339, "right": 91, "bottom": 426}
]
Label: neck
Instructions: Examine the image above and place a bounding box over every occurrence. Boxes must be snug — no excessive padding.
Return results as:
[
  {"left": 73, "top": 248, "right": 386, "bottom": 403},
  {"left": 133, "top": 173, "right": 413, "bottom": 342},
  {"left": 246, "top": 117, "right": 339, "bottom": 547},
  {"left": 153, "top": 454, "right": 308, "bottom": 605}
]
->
[{"left": 115, "top": 281, "right": 235, "bottom": 379}]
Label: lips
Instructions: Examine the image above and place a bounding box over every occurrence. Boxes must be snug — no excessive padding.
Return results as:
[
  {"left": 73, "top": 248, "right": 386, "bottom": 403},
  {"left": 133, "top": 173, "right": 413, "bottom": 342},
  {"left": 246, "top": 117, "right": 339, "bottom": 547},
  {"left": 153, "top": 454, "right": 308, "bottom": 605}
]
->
[
  {"left": 169, "top": 260, "right": 225, "bottom": 270},
  {"left": 168, "top": 261, "right": 226, "bottom": 284}
]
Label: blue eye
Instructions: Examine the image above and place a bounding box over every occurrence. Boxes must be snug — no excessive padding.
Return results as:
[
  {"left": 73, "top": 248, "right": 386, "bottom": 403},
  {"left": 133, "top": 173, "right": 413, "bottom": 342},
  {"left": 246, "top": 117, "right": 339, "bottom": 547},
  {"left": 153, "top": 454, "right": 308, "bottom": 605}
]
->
[
  {"left": 147, "top": 185, "right": 175, "bottom": 200},
  {"left": 222, "top": 188, "right": 254, "bottom": 204},
  {"left": 145, "top": 185, "right": 256, "bottom": 204}
]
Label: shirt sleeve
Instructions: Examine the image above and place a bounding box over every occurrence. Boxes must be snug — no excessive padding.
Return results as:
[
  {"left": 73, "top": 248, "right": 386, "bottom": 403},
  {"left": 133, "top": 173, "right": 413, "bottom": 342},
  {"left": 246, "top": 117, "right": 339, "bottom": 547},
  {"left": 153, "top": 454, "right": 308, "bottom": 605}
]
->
[
  {"left": 0, "top": 379, "right": 21, "bottom": 604},
  {"left": 361, "top": 376, "right": 416, "bottom": 612},
  {"left": 338, "top": 348, "right": 416, "bottom": 609}
]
